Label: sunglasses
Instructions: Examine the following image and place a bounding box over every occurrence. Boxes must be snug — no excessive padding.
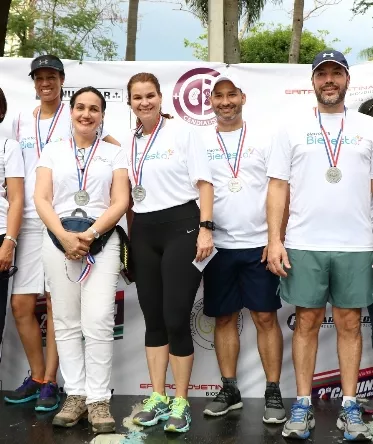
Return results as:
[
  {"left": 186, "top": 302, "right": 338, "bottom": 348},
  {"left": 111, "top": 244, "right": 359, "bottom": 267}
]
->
[{"left": 0, "top": 266, "right": 18, "bottom": 280}]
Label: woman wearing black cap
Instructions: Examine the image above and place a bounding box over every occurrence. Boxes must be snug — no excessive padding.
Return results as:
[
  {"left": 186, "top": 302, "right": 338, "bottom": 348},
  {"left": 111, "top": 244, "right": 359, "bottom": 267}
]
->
[{"left": 5, "top": 55, "right": 119, "bottom": 412}]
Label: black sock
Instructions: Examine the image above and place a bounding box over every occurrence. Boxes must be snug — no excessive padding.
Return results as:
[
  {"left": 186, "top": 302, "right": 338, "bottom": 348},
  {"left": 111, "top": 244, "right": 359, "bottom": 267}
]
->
[
  {"left": 266, "top": 381, "right": 280, "bottom": 389},
  {"left": 222, "top": 376, "right": 238, "bottom": 390}
]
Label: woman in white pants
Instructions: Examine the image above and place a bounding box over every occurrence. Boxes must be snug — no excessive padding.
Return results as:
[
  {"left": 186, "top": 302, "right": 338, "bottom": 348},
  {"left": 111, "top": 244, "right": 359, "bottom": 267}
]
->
[{"left": 34, "top": 86, "right": 129, "bottom": 435}]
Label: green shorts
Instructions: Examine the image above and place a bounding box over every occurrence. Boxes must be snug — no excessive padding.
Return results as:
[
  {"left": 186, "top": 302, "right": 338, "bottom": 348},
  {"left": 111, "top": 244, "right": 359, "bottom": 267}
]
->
[{"left": 280, "top": 249, "right": 373, "bottom": 309}]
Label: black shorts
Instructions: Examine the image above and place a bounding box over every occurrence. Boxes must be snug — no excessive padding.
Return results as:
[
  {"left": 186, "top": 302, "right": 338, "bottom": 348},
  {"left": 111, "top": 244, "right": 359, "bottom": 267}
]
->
[{"left": 203, "top": 247, "right": 281, "bottom": 317}]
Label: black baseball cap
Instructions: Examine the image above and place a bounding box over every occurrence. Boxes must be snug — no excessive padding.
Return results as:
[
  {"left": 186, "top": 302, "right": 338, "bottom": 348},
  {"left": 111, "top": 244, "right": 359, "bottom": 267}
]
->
[
  {"left": 29, "top": 55, "right": 65, "bottom": 78},
  {"left": 312, "top": 50, "right": 349, "bottom": 74}
]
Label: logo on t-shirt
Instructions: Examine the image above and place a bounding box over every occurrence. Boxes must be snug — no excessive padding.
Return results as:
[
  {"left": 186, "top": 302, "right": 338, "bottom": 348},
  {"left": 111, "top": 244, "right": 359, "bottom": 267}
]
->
[
  {"left": 306, "top": 133, "right": 363, "bottom": 145},
  {"left": 129, "top": 149, "right": 174, "bottom": 165},
  {"left": 173, "top": 68, "right": 221, "bottom": 126},
  {"left": 207, "top": 146, "right": 253, "bottom": 161}
]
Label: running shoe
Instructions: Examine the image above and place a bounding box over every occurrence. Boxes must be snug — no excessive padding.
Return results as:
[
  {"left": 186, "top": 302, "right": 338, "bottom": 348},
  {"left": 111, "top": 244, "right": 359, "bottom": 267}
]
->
[
  {"left": 35, "top": 382, "right": 60, "bottom": 412},
  {"left": 263, "top": 382, "right": 286, "bottom": 424},
  {"left": 132, "top": 392, "right": 170, "bottom": 426},
  {"left": 336, "top": 400, "right": 371, "bottom": 441},
  {"left": 4, "top": 376, "right": 41, "bottom": 404},
  {"left": 282, "top": 397, "right": 315, "bottom": 440},
  {"left": 203, "top": 384, "right": 243, "bottom": 416},
  {"left": 164, "top": 397, "right": 191, "bottom": 433}
]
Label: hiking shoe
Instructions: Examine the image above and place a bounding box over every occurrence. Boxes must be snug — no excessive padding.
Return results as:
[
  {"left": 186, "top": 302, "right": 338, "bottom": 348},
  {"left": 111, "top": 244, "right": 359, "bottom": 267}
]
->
[
  {"left": 263, "top": 383, "right": 286, "bottom": 424},
  {"left": 164, "top": 397, "right": 191, "bottom": 433},
  {"left": 357, "top": 397, "right": 373, "bottom": 414},
  {"left": 336, "top": 400, "right": 372, "bottom": 441},
  {"left": 203, "top": 384, "right": 243, "bottom": 416},
  {"left": 35, "top": 382, "right": 60, "bottom": 412},
  {"left": 132, "top": 392, "right": 170, "bottom": 426},
  {"left": 4, "top": 376, "right": 41, "bottom": 404},
  {"left": 282, "top": 398, "right": 315, "bottom": 440},
  {"left": 52, "top": 395, "right": 88, "bottom": 428},
  {"left": 88, "top": 400, "right": 116, "bottom": 434}
]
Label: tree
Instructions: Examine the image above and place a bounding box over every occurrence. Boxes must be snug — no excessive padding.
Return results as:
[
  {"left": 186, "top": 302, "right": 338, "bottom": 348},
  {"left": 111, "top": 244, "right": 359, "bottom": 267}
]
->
[
  {"left": 0, "top": 0, "right": 12, "bottom": 57},
  {"left": 185, "top": 24, "right": 346, "bottom": 64},
  {"left": 125, "top": 0, "right": 140, "bottom": 61},
  {"left": 359, "top": 47, "right": 373, "bottom": 61},
  {"left": 352, "top": 0, "right": 373, "bottom": 62},
  {"left": 6, "top": 0, "right": 126, "bottom": 60}
]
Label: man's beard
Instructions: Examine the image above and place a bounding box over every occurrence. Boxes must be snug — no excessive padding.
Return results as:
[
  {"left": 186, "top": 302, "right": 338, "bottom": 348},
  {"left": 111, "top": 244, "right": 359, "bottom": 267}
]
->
[
  {"left": 215, "top": 103, "right": 243, "bottom": 121},
  {"left": 315, "top": 83, "right": 348, "bottom": 107}
]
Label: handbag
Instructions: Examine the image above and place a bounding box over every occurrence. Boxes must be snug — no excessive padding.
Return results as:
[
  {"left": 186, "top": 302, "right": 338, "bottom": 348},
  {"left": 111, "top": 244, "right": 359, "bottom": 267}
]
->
[{"left": 115, "top": 225, "right": 134, "bottom": 285}]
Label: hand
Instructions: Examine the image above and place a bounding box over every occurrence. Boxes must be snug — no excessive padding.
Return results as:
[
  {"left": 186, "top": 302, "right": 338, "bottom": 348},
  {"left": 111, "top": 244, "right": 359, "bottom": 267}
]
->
[
  {"left": 77, "top": 230, "right": 95, "bottom": 246},
  {"left": 0, "top": 240, "right": 14, "bottom": 271},
  {"left": 59, "top": 231, "right": 90, "bottom": 259},
  {"left": 267, "top": 240, "right": 291, "bottom": 277},
  {"left": 195, "top": 228, "right": 214, "bottom": 262}
]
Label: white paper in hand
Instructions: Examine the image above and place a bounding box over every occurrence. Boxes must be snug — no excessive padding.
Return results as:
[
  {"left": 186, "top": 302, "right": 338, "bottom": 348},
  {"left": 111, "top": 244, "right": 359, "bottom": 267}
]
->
[{"left": 192, "top": 247, "right": 218, "bottom": 272}]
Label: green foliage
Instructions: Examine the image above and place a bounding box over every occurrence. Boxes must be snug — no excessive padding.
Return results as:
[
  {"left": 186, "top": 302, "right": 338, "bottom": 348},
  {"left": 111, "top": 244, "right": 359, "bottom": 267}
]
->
[
  {"left": 6, "top": 0, "right": 126, "bottom": 60},
  {"left": 352, "top": 1, "right": 373, "bottom": 61},
  {"left": 185, "top": 24, "right": 350, "bottom": 63},
  {"left": 359, "top": 47, "right": 373, "bottom": 61}
]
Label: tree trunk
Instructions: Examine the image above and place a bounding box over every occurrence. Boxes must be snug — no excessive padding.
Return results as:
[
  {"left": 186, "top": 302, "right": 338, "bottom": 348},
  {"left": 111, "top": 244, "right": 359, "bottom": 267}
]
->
[
  {"left": 125, "top": 0, "right": 140, "bottom": 61},
  {"left": 289, "top": 0, "right": 304, "bottom": 64},
  {"left": 224, "top": 0, "right": 240, "bottom": 64},
  {"left": 0, "top": 0, "right": 12, "bottom": 57}
]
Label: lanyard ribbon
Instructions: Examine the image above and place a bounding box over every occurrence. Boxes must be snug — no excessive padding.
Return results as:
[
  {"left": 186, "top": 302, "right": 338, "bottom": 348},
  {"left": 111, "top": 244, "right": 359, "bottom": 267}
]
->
[
  {"left": 315, "top": 107, "right": 346, "bottom": 168},
  {"left": 65, "top": 254, "right": 95, "bottom": 283},
  {"left": 216, "top": 122, "right": 247, "bottom": 178},
  {"left": 70, "top": 137, "right": 100, "bottom": 191},
  {"left": 35, "top": 103, "right": 64, "bottom": 157},
  {"left": 131, "top": 116, "right": 164, "bottom": 185}
]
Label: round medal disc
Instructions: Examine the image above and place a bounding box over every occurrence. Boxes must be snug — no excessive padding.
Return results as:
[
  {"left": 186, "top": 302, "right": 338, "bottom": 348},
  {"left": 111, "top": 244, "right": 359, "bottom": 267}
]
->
[
  {"left": 132, "top": 185, "right": 146, "bottom": 202},
  {"left": 228, "top": 178, "right": 242, "bottom": 193},
  {"left": 74, "top": 190, "right": 90, "bottom": 206},
  {"left": 325, "top": 167, "right": 342, "bottom": 184}
]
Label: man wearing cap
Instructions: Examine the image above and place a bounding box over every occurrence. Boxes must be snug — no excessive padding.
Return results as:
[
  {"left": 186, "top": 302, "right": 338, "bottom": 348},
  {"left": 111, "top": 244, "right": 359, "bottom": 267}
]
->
[
  {"left": 202, "top": 73, "right": 286, "bottom": 424},
  {"left": 267, "top": 50, "right": 373, "bottom": 441}
]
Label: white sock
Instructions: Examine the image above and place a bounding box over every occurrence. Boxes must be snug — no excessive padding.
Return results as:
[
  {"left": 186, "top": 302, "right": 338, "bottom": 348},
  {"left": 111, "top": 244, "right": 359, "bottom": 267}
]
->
[
  {"left": 297, "top": 395, "right": 312, "bottom": 405},
  {"left": 342, "top": 396, "right": 356, "bottom": 407}
]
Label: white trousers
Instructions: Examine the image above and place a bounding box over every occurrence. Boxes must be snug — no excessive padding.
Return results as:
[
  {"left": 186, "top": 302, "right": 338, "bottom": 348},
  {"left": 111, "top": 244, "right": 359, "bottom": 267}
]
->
[{"left": 42, "top": 230, "right": 120, "bottom": 404}]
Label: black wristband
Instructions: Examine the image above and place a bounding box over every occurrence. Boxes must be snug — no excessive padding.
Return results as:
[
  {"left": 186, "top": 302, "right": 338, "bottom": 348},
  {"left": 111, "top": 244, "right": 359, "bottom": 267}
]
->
[{"left": 200, "top": 221, "right": 215, "bottom": 231}]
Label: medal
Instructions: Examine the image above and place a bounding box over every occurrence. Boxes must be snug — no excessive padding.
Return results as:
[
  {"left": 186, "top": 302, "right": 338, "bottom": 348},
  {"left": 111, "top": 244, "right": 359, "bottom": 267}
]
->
[
  {"left": 316, "top": 107, "right": 346, "bottom": 185},
  {"left": 71, "top": 137, "right": 100, "bottom": 206},
  {"left": 216, "top": 122, "right": 247, "bottom": 192},
  {"left": 228, "top": 178, "right": 242, "bottom": 192},
  {"left": 131, "top": 116, "right": 164, "bottom": 202},
  {"left": 74, "top": 190, "right": 90, "bottom": 206},
  {"left": 132, "top": 185, "right": 146, "bottom": 202},
  {"left": 35, "top": 103, "right": 64, "bottom": 157}
]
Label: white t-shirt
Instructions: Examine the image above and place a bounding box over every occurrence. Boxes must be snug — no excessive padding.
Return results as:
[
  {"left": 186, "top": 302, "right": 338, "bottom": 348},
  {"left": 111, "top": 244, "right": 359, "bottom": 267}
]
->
[
  {"left": 37, "top": 140, "right": 127, "bottom": 218},
  {"left": 124, "top": 119, "right": 212, "bottom": 213},
  {"left": 204, "top": 126, "right": 269, "bottom": 249},
  {"left": 267, "top": 108, "right": 373, "bottom": 252},
  {"left": 13, "top": 104, "right": 108, "bottom": 219},
  {"left": 0, "top": 138, "right": 24, "bottom": 235}
]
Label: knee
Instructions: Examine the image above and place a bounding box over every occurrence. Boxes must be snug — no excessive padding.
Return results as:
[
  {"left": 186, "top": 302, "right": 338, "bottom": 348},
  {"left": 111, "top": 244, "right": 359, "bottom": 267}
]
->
[
  {"left": 11, "top": 296, "right": 33, "bottom": 320},
  {"left": 295, "top": 310, "right": 324, "bottom": 335},
  {"left": 334, "top": 310, "right": 361, "bottom": 335},
  {"left": 165, "top": 316, "right": 193, "bottom": 356},
  {"left": 251, "top": 311, "right": 278, "bottom": 331},
  {"left": 82, "top": 312, "right": 114, "bottom": 341},
  {"left": 215, "top": 313, "right": 238, "bottom": 329}
]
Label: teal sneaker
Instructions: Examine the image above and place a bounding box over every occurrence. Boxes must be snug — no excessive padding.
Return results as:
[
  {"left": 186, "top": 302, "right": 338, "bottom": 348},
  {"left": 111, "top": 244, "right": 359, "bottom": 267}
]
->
[
  {"left": 164, "top": 397, "right": 191, "bottom": 433},
  {"left": 132, "top": 392, "right": 170, "bottom": 427}
]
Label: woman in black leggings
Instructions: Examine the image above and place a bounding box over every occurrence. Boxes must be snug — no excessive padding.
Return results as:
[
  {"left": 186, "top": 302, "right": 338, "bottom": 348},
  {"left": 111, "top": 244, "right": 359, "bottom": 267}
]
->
[{"left": 126, "top": 72, "right": 214, "bottom": 434}]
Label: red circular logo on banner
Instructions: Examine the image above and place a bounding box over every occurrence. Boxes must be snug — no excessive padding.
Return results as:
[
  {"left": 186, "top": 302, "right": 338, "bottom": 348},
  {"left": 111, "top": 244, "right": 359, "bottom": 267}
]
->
[{"left": 173, "top": 67, "right": 221, "bottom": 126}]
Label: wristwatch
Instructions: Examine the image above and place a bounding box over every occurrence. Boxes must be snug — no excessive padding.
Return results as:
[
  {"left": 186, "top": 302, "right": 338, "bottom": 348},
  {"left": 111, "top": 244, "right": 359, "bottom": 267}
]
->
[
  {"left": 200, "top": 221, "right": 215, "bottom": 231},
  {"left": 89, "top": 227, "right": 100, "bottom": 239}
]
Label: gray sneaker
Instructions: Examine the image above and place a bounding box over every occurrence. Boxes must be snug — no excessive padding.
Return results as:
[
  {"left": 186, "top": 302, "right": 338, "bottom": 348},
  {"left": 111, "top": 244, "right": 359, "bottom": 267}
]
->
[
  {"left": 203, "top": 385, "right": 243, "bottom": 417},
  {"left": 282, "top": 398, "right": 315, "bottom": 440},
  {"left": 132, "top": 392, "right": 170, "bottom": 427},
  {"left": 263, "top": 383, "right": 286, "bottom": 424},
  {"left": 88, "top": 400, "right": 116, "bottom": 434},
  {"left": 336, "top": 400, "right": 372, "bottom": 441},
  {"left": 164, "top": 397, "right": 191, "bottom": 433},
  {"left": 52, "top": 395, "right": 88, "bottom": 428}
]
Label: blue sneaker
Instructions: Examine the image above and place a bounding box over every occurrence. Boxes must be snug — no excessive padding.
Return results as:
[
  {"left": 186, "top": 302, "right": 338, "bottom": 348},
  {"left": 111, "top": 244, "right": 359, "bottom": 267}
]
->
[
  {"left": 164, "top": 397, "right": 191, "bottom": 433},
  {"left": 282, "top": 398, "right": 315, "bottom": 440},
  {"left": 35, "top": 382, "right": 60, "bottom": 412},
  {"left": 337, "top": 400, "right": 371, "bottom": 441},
  {"left": 4, "top": 376, "right": 41, "bottom": 404},
  {"left": 132, "top": 392, "right": 170, "bottom": 426}
]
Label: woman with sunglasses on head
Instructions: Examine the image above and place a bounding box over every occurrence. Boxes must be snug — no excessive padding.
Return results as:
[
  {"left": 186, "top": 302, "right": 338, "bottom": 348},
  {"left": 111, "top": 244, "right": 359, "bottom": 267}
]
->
[
  {"left": 126, "top": 72, "right": 214, "bottom": 434},
  {"left": 34, "top": 86, "right": 129, "bottom": 434},
  {"left": 0, "top": 88, "right": 24, "bottom": 355},
  {"left": 6, "top": 55, "right": 119, "bottom": 412}
]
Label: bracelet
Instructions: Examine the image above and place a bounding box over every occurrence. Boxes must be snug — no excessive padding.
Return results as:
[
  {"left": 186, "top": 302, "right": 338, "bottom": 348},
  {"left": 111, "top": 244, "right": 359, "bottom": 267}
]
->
[{"left": 4, "top": 235, "right": 17, "bottom": 247}]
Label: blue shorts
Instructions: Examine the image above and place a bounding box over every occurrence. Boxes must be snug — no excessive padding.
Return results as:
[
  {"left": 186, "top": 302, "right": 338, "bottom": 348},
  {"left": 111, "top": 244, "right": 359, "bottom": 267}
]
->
[{"left": 203, "top": 247, "right": 281, "bottom": 317}]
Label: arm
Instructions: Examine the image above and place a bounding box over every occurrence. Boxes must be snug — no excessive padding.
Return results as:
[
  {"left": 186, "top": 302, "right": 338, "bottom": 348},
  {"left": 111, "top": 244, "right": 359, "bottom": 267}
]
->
[
  {"left": 103, "top": 135, "right": 121, "bottom": 147},
  {"left": 195, "top": 180, "right": 214, "bottom": 262},
  {"left": 280, "top": 184, "right": 290, "bottom": 243},
  {"left": 267, "top": 178, "right": 291, "bottom": 277},
  {"left": 0, "top": 178, "right": 24, "bottom": 271}
]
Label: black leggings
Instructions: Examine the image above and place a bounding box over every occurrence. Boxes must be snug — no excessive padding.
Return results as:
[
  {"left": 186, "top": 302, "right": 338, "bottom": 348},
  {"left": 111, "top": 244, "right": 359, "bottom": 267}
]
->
[
  {"left": 0, "top": 235, "right": 10, "bottom": 359},
  {"left": 131, "top": 201, "right": 202, "bottom": 357}
]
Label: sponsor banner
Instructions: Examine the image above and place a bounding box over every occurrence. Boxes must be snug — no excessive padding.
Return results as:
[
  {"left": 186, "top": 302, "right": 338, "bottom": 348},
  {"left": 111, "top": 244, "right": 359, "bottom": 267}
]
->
[{"left": 0, "top": 58, "right": 372, "bottom": 396}]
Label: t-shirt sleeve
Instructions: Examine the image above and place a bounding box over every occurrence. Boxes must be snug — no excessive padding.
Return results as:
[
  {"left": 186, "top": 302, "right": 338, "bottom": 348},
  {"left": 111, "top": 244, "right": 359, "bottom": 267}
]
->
[
  {"left": 112, "top": 146, "right": 128, "bottom": 171},
  {"left": 37, "top": 144, "right": 54, "bottom": 170},
  {"left": 4, "top": 139, "right": 24, "bottom": 178},
  {"left": 266, "top": 125, "right": 292, "bottom": 180},
  {"left": 182, "top": 128, "right": 212, "bottom": 188}
]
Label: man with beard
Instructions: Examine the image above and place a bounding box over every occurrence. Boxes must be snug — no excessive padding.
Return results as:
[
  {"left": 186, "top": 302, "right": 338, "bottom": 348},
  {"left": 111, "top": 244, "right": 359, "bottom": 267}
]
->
[
  {"left": 267, "top": 51, "right": 373, "bottom": 441},
  {"left": 202, "top": 74, "right": 286, "bottom": 424}
]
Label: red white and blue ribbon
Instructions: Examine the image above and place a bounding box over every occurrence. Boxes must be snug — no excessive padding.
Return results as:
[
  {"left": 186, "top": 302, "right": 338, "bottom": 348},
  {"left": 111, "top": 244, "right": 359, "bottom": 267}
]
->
[
  {"left": 70, "top": 137, "right": 100, "bottom": 191},
  {"left": 35, "top": 103, "right": 64, "bottom": 157},
  {"left": 131, "top": 116, "right": 164, "bottom": 185},
  {"left": 216, "top": 121, "right": 247, "bottom": 178},
  {"left": 314, "top": 107, "right": 346, "bottom": 168},
  {"left": 65, "top": 253, "right": 96, "bottom": 283}
]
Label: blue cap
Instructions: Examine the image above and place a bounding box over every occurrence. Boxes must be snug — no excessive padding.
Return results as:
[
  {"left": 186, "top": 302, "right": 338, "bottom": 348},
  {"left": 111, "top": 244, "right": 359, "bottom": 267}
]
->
[{"left": 312, "top": 50, "right": 349, "bottom": 74}]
